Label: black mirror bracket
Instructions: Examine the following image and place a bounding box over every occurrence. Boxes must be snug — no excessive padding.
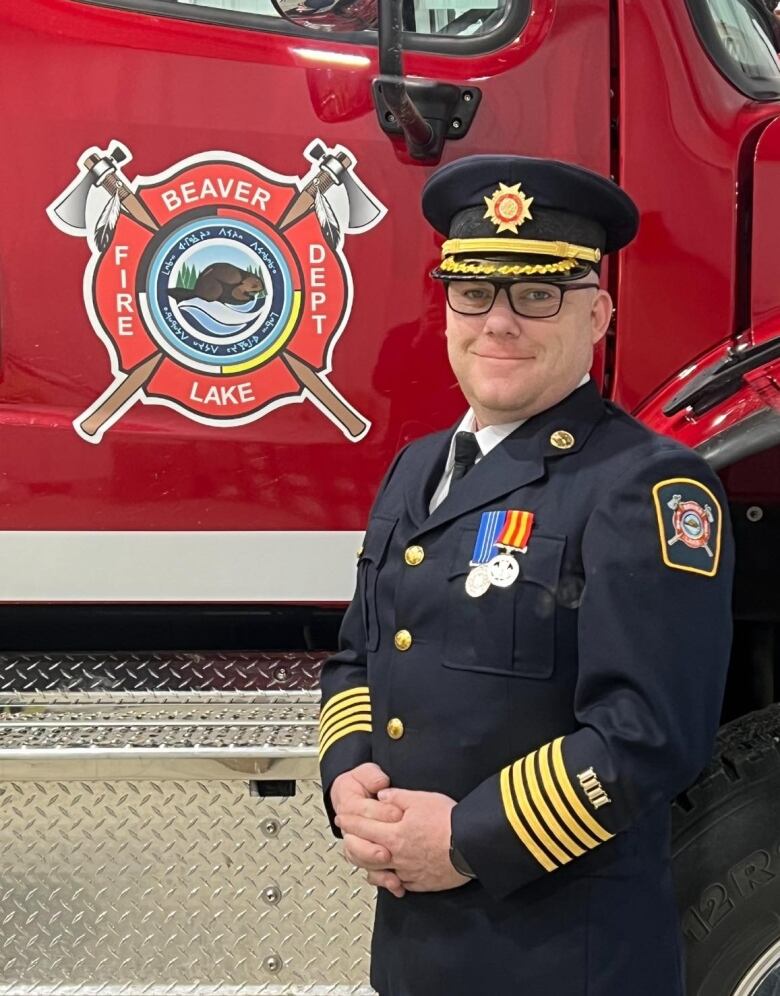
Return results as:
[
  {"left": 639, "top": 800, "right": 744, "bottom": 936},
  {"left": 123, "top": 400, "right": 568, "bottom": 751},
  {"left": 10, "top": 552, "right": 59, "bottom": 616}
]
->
[{"left": 372, "top": 78, "right": 482, "bottom": 161}]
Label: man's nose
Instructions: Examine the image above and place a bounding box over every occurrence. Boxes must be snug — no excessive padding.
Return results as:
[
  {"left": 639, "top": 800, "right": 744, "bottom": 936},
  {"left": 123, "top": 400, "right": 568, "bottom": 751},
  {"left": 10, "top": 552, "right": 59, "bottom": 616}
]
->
[{"left": 482, "top": 288, "right": 522, "bottom": 335}]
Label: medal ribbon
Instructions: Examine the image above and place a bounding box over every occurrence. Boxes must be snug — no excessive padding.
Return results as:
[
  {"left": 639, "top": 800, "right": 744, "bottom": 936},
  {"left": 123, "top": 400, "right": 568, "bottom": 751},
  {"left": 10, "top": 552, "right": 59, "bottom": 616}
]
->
[
  {"left": 471, "top": 510, "right": 507, "bottom": 565},
  {"left": 496, "top": 510, "right": 535, "bottom": 552}
]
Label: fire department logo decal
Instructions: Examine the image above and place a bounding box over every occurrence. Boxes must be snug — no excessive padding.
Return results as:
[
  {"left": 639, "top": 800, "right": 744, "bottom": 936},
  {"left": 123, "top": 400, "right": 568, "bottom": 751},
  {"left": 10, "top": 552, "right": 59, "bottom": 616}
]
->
[
  {"left": 47, "top": 140, "right": 386, "bottom": 443},
  {"left": 652, "top": 477, "right": 723, "bottom": 577}
]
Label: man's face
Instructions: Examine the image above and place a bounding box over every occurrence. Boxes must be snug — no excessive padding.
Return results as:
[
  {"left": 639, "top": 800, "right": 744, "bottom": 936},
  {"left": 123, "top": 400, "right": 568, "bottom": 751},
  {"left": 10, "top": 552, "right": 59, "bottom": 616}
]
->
[{"left": 444, "top": 273, "right": 613, "bottom": 426}]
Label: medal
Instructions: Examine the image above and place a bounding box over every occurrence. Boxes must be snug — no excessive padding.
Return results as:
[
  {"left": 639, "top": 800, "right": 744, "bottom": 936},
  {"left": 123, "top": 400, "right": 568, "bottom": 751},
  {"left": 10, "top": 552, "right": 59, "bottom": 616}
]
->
[
  {"left": 488, "top": 510, "right": 536, "bottom": 589},
  {"left": 488, "top": 553, "right": 520, "bottom": 587},
  {"left": 465, "top": 510, "right": 507, "bottom": 597},
  {"left": 465, "top": 510, "right": 536, "bottom": 595},
  {"left": 465, "top": 565, "right": 492, "bottom": 598}
]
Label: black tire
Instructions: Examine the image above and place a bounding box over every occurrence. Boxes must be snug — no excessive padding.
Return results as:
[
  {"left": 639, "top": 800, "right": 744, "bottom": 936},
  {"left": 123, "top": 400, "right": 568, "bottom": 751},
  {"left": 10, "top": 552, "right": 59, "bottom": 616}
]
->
[{"left": 673, "top": 705, "right": 780, "bottom": 996}]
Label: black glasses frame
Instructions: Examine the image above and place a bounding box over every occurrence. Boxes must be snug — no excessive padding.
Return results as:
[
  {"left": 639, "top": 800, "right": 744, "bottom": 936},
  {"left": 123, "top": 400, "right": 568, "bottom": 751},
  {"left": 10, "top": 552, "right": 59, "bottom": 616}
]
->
[{"left": 439, "top": 278, "right": 602, "bottom": 318}]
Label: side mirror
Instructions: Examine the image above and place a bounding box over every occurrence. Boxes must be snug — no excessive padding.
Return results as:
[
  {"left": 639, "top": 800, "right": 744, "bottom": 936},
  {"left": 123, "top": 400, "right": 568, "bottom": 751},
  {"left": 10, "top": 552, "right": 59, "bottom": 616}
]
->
[
  {"left": 272, "top": 0, "right": 481, "bottom": 161},
  {"left": 270, "top": 0, "right": 377, "bottom": 32}
]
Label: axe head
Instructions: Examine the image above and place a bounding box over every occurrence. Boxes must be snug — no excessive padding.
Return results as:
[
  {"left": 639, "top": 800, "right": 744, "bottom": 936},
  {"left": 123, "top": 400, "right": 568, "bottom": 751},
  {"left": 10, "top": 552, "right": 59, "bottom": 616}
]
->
[
  {"left": 52, "top": 171, "right": 94, "bottom": 231},
  {"left": 342, "top": 171, "right": 383, "bottom": 231},
  {"left": 49, "top": 144, "right": 128, "bottom": 233}
]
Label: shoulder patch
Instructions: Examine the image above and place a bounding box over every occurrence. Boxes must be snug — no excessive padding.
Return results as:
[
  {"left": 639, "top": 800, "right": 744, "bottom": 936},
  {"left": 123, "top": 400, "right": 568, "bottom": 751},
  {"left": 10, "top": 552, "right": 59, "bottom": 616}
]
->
[{"left": 652, "top": 477, "right": 722, "bottom": 577}]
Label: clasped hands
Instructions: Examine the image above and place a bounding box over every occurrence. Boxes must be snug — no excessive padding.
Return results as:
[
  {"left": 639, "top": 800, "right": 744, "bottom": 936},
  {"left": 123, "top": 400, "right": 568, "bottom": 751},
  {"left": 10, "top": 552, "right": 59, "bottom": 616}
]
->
[{"left": 330, "top": 762, "right": 470, "bottom": 897}]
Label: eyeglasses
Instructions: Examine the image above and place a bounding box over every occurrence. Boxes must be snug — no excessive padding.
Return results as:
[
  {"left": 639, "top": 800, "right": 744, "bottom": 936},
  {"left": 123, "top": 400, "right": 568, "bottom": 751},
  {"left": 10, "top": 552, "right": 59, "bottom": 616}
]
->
[{"left": 441, "top": 279, "right": 601, "bottom": 318}]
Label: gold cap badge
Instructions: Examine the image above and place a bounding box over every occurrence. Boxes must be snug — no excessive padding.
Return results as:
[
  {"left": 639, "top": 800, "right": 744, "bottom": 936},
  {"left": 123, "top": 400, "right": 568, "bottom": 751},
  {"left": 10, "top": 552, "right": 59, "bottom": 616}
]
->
[
  {"left": 550, "top": 430, "right": 575, "bottom": 450},
  {"left": 483, "top": 182, "right": 534, "bottom": 235}
]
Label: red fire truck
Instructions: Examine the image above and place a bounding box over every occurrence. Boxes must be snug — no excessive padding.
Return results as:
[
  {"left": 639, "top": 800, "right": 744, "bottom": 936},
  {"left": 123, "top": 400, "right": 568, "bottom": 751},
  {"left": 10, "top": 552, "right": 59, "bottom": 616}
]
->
[{"left": 0, "top": 0, "right": 779, "bottom": 993}]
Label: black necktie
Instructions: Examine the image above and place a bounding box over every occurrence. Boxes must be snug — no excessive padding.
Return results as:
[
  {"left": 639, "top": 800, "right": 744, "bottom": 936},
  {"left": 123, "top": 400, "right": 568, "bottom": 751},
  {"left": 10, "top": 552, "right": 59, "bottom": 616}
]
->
[{"left": 451, "top": 431, "right": 481, "bottom": 483}]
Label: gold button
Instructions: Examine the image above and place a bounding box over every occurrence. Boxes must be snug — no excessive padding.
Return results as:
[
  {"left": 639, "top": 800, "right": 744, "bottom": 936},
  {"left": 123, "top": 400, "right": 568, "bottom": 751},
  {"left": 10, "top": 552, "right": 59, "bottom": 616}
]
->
[
  {"left": 386, "top": 717, "right": 405, "bottom": 740},
  {"left": 404, "top": 545, "right": 425, "bottom": 566},
  {"left": 394, "top": 629, "right": 413, "bottom": 651},
  {"left": 550, "top": 430, "right": 575, "bottom": 450}
]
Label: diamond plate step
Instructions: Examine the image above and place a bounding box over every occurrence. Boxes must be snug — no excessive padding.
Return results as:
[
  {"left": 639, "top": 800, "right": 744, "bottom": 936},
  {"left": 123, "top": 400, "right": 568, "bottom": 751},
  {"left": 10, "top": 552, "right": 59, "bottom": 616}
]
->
[{"left": 0, "top": 655, "right": 377, "bottom": 993}]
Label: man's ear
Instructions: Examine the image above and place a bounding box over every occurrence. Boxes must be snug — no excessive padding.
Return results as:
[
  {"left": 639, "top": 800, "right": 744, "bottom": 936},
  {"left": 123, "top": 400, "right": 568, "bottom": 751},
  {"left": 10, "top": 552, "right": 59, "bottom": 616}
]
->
[{"left": 591, "top": 290, "right": 613, "bottom": 346}]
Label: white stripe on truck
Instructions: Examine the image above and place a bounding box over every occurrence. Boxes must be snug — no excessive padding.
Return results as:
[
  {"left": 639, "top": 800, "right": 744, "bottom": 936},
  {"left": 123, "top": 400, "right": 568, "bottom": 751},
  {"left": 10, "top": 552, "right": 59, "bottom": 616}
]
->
[{"left": 0, "top": 531, "right": 363, "bottom": 602}]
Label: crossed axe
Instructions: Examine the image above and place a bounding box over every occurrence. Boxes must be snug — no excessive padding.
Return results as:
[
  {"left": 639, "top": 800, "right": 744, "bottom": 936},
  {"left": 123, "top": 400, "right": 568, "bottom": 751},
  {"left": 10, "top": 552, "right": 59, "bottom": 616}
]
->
[{"left": 50, "top": 142, "right": 382, "bottom": 441}]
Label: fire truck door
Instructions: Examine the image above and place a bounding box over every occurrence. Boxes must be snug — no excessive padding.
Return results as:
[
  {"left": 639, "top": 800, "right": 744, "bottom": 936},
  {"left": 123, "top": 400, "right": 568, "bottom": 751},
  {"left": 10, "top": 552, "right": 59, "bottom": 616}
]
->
[{"left": 0, "top": 0, "right": 613, "bottom": 535}]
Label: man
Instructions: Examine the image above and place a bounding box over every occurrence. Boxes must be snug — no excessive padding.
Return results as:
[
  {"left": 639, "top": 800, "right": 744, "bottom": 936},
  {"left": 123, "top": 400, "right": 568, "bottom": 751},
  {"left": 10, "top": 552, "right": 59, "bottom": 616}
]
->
[{"left": 318, "top": 155, "right": 734, "bottom": 996}]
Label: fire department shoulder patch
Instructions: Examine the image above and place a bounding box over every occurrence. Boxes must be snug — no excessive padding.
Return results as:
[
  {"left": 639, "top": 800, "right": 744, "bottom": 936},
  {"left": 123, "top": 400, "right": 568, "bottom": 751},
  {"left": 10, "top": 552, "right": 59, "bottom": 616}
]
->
[{"left": 652, "top": 477, "right": 722, "bottom": 577}]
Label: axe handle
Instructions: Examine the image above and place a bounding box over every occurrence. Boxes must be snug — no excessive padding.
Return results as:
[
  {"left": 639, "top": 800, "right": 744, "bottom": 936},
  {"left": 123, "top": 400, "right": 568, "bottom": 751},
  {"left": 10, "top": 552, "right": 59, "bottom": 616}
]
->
[
  {"left": 282, "top": 351, "right": 368, "bottom": 438},
  {"left": 79, "top": 352, "right": 163, "bottom": 437},
  {"left": 277, "top": 153, "right": 353, "bottom": 232},
  {"left": 80, "top": 350, "right": 367, "bottom": 439},
  {"left": 83, "top": 154, "right": 160, "bottom": 232},
  {"left": 107, "top": 177, "right": 160, "bottom": 232}
]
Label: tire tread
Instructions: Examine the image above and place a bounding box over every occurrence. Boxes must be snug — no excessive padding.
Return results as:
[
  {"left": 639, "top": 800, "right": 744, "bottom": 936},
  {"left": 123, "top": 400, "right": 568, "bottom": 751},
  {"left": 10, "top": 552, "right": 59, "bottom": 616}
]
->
[{"left": 672, "top": 704, "right": 780, "bottom": 831}]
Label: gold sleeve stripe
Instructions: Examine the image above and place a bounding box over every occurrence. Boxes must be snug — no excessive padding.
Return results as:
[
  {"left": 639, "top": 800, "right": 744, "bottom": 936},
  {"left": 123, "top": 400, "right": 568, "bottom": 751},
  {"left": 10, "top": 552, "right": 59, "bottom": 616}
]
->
[
  {"left": 515, "top": 757, "right": 572, "bottom": 866},
  {"left": 320, "top": 685, "right": 370, "bottom": 720},
  {"left": 538, "top": 742, "right": 600, "bottom": 850},
  {"left": 319, "top": 710, "right": 372, "bottom": 752},
  {"left": 319, "top": 697, "right": 371, "bottom": 739},
  {"left": 318, "top": 708, "right": 372, "bottom": 751},
  {"left": 525, "top": 750, "right": 585, "bottom": 858},
  {"left": 500, "top": 766, "right": 557, "bottom": 872},
  {"left": 321, "top": 685, "right": 370, "bottom": 714},
  {"left": 551, "top": 738, "right": 613, "bottom": 843},
  {"left": 318, "top": 722, "right": 373, "bottom": 763},
  {"left": 320, "top": 692, "right": 371, "bottom": 724}
]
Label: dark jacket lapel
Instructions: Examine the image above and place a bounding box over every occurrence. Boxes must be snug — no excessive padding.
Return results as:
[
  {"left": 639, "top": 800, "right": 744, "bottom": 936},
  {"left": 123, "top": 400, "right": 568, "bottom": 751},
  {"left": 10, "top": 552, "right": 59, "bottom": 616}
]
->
[
  {"left": 414, "top": 380, "right": 608, "bottom": 536},
  {"left": 400, "top": 428, "right": 453, "bottom": 530}
]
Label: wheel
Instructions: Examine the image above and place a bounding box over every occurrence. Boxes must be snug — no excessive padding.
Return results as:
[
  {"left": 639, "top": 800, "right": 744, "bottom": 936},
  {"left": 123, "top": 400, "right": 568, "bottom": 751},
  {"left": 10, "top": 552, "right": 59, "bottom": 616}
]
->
[{"left": 673, "top": 705, "right": 780, "bottom": 995}]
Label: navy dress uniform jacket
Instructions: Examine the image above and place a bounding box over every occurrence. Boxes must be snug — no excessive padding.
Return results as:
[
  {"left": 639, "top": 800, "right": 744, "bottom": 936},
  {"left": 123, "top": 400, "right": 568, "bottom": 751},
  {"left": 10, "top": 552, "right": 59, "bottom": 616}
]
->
[{"left": 319, "top": 380, "right": 734, "bottom": 996}]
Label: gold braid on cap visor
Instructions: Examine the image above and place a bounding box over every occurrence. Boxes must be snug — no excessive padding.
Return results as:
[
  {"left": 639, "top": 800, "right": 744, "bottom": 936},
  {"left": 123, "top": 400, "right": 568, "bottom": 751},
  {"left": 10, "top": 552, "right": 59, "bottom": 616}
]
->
[{"left": 439, "top": 237, "right": 602, "bottom": 277}]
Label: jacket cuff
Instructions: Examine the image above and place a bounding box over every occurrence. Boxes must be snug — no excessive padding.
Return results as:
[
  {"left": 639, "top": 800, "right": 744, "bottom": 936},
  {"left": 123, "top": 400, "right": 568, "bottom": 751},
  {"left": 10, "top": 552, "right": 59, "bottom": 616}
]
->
[{"left": 451, "top": 735, "right": 615, "bottom": 900}]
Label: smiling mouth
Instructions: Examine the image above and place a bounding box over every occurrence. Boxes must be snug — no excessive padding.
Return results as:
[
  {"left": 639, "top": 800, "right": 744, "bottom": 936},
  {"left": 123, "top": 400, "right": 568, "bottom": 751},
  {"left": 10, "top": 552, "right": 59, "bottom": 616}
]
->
[{"left": 472, "top": 353, "right": 535, "bottom": 361}]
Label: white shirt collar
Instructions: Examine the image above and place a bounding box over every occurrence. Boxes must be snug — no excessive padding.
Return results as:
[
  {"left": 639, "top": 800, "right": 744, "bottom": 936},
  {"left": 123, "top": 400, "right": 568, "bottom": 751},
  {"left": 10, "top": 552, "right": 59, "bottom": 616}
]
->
[{"left": 443, "top": 373, "right": 591, "bottom": 471}]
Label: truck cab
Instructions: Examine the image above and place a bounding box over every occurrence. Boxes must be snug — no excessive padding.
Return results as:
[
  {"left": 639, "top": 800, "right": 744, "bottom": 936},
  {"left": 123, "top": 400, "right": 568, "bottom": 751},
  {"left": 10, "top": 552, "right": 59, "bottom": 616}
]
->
[{"left": 0, "top": 0, "right": 779, "bottom": 992}]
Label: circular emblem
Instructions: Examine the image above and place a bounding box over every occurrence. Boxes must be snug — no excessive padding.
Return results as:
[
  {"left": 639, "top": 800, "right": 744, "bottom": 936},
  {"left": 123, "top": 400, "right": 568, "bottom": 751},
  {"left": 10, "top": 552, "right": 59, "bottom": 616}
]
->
[
  {"left": 142, "top": 215, "right": 298, "bottom": 373},
  {"left": 672, "top": 501, "right": 711, "bottom": 549},
  {"left": 550, "top": 430, "right": 575, "bottom": 450},
  {"left": 495, "top": 196, "right": 523, "bottom": 225},
  {"left": 488, "top": 553, "right": 520, "bottom": 588},
  {"left": 465, "top": 565, "right": 492, "bottom": 598}
]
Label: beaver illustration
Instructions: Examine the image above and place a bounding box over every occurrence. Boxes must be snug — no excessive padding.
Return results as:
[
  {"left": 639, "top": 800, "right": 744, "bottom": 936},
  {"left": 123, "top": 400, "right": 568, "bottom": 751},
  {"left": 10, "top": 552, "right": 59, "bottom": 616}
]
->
[{"left": 169, "top": 262, "right": 265, "bottom": 305}]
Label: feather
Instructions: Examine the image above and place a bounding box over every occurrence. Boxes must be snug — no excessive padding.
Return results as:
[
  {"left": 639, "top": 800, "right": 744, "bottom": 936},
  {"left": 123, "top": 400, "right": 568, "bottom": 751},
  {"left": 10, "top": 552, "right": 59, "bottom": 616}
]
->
[
  {"left": 94, "top": 192, "right": 121, "bottom": 252},
  {"left": 315, "top": 189, "right": 341, "bottom": 250}
]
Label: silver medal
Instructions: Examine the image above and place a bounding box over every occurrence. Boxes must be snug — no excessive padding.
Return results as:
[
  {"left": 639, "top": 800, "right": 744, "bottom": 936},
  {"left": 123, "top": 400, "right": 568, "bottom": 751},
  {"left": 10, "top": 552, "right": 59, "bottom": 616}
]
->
[
  {"left": 488, "top": 553, "right": 520, "bottom": 588},
  {"left": 465, "top": 564, "right": 492, "bottom": 598}
]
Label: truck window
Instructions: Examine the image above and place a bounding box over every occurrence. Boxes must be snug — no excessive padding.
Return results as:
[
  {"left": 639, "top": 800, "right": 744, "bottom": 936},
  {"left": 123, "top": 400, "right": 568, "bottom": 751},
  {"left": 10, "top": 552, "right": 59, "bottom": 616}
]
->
[
  {"left": 688, "top": 0, "right": 780, "bottom": 98},
  {"left": 90, "top": 0, "right": 524, "bottom": 40}
]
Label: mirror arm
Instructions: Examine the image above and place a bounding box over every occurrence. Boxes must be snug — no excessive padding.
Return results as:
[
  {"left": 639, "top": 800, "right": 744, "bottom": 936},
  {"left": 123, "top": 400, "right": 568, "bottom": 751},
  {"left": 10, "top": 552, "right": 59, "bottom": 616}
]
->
[
  {"left": 268, "top": 0, "right": 478, "bottom": 161},
  {"left": 378, "top": 78, "right": 437, "bottom": 154},
  {"left": 377, "top": 0, "right": 437, "bottom": 158}
]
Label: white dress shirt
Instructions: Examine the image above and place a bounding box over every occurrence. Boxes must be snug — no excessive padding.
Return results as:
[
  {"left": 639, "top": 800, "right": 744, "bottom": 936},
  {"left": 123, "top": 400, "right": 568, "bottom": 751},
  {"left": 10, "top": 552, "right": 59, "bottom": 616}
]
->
[{"left": 429, "top": 375, "right": 590, "bottom": 513}]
